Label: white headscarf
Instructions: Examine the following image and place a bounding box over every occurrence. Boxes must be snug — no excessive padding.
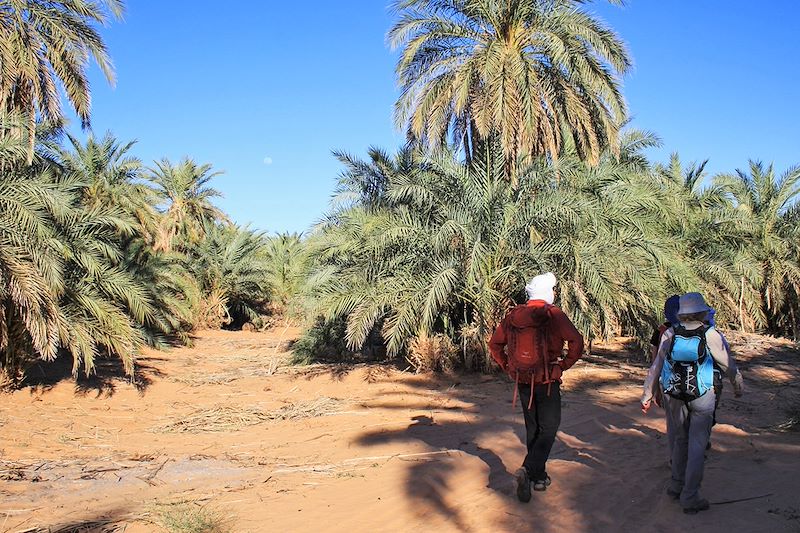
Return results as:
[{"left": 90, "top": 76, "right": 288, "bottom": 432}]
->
[{"left": 525, "top": 272, "right": 557, "bottom": 304}]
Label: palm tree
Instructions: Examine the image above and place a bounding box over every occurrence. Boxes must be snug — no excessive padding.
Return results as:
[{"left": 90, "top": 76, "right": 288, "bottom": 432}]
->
[
  {"left": 306, "top": 131, "right": 682, "bottom": 368},
  {"left": 0, "top": 169, "right": 63, "bottom": 380},
  {"left": 715, "top": 162, "right": 800, "bottom": 332},
  {"left": 185, "top": 222, "right": 272, "bottom": 329},
  {"left": 389, "top": 0, "right": 630, "bottom": 175},
  {"left": 58, "top": 133, "right": 199, "bottom": 349},
  {"left": 147, "top": 157, "right": 227, "bottom": 252},
  {"left": 0, "top": 0, "right": 124, "bottom": 159},
  {"left": 650, "top": 154, "right": 761, "bottom": 331},
  {"left": 262, "top": 232, "right": 307, "bottom": 314},
  {"left": 59, "top": 132, "right": 159, "bottom": 241},
  {"left": 1, "top": 150, "right": 157, "bottom": 380},
  {"left": 121, "top": 238, "right": 199, "bottom": 347}
]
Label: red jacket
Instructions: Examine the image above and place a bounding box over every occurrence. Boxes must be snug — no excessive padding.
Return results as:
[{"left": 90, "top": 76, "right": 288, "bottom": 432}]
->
[{"left": 489, "top": 300, "right": 584, "bottom": 385}]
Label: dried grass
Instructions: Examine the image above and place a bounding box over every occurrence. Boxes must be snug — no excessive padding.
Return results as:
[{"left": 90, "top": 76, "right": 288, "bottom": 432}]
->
[
  {"left": 193, "top": 288, "right": 230, "bottom": 330},
  {"left": 171, "top": 373, "right": 242, "bottom": 386},
  {"left": 407, "top": 334, "right": 458, "bottom": 373},
  {"left": 0, "top": 367, "right": 15, "bottom": 391},
  {"left": 267, "top": 397, "right": 341, "bottom": 421},
  {"left": 151, "top": 397, "right": 342, "bottom": 433},
  {"left": 18, "top": 522, "right": 129, "bottom": 533},
  {"left": 149, "top": 501, "right": 230, "bottom": 533}
]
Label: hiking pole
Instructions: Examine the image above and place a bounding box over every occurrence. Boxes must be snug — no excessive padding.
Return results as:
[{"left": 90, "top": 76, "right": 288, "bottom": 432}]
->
[{"left": 711, "top": 493, "right": 773, "bottom": 506}]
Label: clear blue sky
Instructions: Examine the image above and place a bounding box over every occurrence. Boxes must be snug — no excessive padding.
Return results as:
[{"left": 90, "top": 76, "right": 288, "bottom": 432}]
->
[{"left": 73, "top": 1, "right": 799, "bottom": 234}]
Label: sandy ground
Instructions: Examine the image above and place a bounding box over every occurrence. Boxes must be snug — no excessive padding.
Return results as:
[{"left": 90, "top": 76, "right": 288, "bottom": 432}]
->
[{"left": 1, "top": 328, "right": 799, "bottom": 533}]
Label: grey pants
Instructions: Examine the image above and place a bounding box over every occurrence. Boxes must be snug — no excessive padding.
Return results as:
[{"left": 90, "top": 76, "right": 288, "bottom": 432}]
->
[{"left": 665, "top": 391, "right": 716, "bottom": 506}]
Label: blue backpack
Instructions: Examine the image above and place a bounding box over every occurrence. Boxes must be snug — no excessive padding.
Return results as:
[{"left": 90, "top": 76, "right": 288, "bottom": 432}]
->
[{"left": 661, "top": 325, "right": 715, "bottom": 401}]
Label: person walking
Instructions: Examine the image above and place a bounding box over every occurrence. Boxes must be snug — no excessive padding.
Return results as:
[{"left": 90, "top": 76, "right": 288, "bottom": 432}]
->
[
  {"left": 489, "top": 272, "right": 584, "bottom": 503},
  {"left": 646, "top": 295, "right": 680, "bottom": 460},
  {"left": 650, "top": 295, "right": 680, "bottom": 361},
  {"left": 641, "top": 292, "right": 744, "bottom": 514}
]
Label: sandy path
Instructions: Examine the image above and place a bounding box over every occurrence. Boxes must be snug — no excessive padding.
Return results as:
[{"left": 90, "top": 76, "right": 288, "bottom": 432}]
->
[{"left": 1, "top": 329, "right": 798, "bottom": 532}]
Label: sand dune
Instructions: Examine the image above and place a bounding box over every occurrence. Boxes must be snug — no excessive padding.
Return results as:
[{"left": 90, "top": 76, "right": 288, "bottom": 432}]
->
[{"left": 1, "top": 329, "right": 798, "bottom": 532}]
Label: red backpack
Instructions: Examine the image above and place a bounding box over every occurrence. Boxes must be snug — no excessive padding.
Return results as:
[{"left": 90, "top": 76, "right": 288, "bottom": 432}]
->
[{"left": 505, "top": 304, "right": 552, "bottom": 408}]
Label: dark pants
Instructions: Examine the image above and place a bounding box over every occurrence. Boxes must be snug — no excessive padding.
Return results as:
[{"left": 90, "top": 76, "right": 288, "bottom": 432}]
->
[{"left": 518, "top": 382, "right": 561, "bottom": 480}]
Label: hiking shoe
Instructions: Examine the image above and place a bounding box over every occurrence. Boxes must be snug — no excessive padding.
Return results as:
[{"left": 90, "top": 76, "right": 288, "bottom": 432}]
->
[
  {"left": 515, "top": 468, "right": 531, "bottom": 503},
  {"left": 533, "top": 475, "right": 552, "bottom": 492},
  {"left": 666, "top": 487, "right": 681, "bottom": 500},
  {"left": 682, "top": 499, "right": 710, "bottom": 515}
]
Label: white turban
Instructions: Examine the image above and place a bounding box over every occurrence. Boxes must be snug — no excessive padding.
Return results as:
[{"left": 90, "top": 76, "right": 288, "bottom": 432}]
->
[{"left": 525, "top": 272, "right": 557, "bottom": 304}]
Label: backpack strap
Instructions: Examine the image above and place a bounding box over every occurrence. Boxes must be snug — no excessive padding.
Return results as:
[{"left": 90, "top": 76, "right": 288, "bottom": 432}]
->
[
  {"left": 510, "top": 372, "right": 536, "bottom": 411},
  {"left": 512, "top": 371, "right": 519, "bottom": 409},
  {"left": 542, "top": 304, "right": 553, "bottom": 396}
]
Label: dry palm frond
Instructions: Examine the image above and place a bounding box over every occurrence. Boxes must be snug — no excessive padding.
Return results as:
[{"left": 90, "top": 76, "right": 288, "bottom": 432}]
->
[
  {"left": 407, "top": 333, "right": 458, "bottom": 373},
  {"left": 266, "top": 397, "right": 341, "bottom": 421},
  {"left": 151, "top": 398, "right": 342, "bottom": 433},
  {"left": 150, "top": 405, "right": 270, "bottom": 433},
  {"left": 20, "top": 523, "right": 129, "bottom": 533},
  {"left": 171, "top": 372, "right": 242, "bottom": 386},
  {"left": 193, "top": 287, "right": 230, "bottom": 330}
]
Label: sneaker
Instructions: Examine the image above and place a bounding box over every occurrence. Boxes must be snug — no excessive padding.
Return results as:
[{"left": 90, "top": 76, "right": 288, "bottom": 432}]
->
[
  {"left": 533, "top": 475, "right": 552, "bottom": 492},
  {"left": 666, "top": 487, "right": 681, "bottom": 500},
  {"left": 515, "top": 468, "right": 531, "bottom": 503},
  {"left": 682, "top": 499, "right": 710, "bottom": 515}
]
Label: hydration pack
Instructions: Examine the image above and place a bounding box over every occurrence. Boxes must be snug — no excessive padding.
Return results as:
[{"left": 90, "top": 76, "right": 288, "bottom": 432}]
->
[{"left": 661, "top": 325, "right": 715, "bottom": 401}]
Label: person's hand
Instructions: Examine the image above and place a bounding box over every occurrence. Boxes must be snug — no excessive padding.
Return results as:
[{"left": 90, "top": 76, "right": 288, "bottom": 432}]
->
[
  {"left": 641, "top": 399, "right": 651, "bottom": 414},
  {"left": 733, "top": 371, "right": 744, "bottom": 397},
  {"left": 550, "top": 365, "right": 563, "bottom": 382}
]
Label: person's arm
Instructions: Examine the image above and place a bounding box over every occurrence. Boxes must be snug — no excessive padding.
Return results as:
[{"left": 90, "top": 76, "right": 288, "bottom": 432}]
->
[
  {"left": 706, "top": 328, "right": 744, "bottom": 396},
  {"left": 549, "top": 307, "right": 584, "bottom": 372},
  {"left": 649, "top": 328, "right": 661, "bottom": 361},
  {"left": 642, "top": 330, "right": 671, "bottom": 410},
  {"left": 488, "top": 318, "right": 509, "bottom": 370}
]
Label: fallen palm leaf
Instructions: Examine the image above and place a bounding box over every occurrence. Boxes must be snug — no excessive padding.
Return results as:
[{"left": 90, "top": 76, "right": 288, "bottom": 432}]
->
[{"left": 150, "top": 397, "right": 342, "bottom": 433}]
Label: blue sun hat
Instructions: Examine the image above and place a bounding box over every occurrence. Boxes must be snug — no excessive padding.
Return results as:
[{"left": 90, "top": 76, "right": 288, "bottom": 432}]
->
[{"left": 678, "top": 292, "right": 712, "bottom": 316}]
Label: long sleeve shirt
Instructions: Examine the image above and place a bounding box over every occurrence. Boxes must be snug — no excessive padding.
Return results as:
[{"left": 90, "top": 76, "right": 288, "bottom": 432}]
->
[
  {"left": 642, "top": 321, "right": 742, "bottom": 404},
  {"left": 489, "top": 300, "right": 584, "bottom": 384}
]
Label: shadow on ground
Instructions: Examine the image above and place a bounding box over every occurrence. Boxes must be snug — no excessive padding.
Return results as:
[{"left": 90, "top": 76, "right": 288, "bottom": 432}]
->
[
  {"left": 349, "top": 345, "right": 800, "bottom": 532},
  {"left": 2, "top": 506, "right": 137, "bottom": 532},
  {"left": 20, "top": 353, "right": 164, "bottom": 397}
]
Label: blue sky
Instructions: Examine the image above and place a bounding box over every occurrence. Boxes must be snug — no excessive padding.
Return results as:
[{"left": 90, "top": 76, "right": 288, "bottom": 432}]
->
[{"left": 73, "top": 1, "right": 799, "bottom": 234}]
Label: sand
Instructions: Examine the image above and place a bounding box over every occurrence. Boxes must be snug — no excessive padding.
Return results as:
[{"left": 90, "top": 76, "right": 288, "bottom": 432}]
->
[{"left": 1, "top": 328, "right": 798, "bottom": 532}]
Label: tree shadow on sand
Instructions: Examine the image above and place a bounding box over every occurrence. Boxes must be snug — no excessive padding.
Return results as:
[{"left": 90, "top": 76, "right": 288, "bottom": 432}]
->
[
  {"left": 20, "top": 353, "right": 165, "bottom": 398},
  {"left": 3, "top": 506, "right": 139, "bottom": 533},
  {"left": 350, "top": 354, "right": 799, "bottom": 532}
]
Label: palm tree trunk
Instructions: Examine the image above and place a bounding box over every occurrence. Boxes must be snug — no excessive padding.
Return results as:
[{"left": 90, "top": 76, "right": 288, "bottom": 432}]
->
[{"left": 739, "top": 276, "right": 746, "bottom": 332}]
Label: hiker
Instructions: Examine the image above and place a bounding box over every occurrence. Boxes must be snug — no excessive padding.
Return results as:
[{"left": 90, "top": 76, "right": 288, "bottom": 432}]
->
[
  {"left": 489, "top": 272, "right": 584, "bottom": 503},
  {"left": 650, "top": 295, "right": 680, "bottom": 362},
  {"left": 647, "top": 295, "right": 680, "bottom": 460},
  {"left": 641, "top": 292, "right": 744, "bottom": 514}
]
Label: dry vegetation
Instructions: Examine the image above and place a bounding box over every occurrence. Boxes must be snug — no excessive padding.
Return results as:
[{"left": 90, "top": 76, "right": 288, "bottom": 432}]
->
[{"left": 151, "top": 397, "right": 343, "bottom": 434}]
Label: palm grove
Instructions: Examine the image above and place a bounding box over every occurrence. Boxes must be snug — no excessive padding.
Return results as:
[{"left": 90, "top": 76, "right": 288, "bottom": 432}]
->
[{"left": 1, "top": 0, "right": 798, "bottom": 387}]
